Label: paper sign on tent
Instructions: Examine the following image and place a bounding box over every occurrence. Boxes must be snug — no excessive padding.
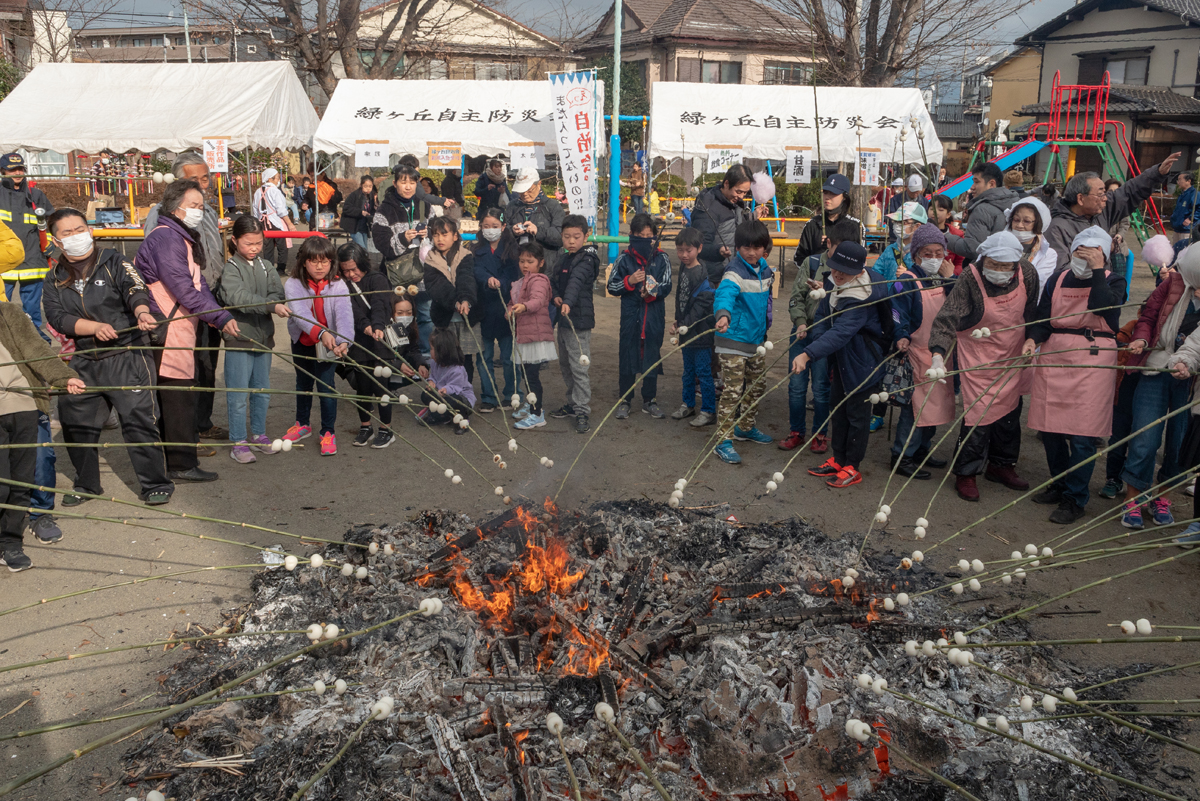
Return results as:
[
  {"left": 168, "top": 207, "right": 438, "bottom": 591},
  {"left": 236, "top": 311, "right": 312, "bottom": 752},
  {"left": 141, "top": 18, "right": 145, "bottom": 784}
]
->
[
  {"left": 427, "top": 142, "right": 462, "bottom": 169},
  {"left": 509, "top": 142, "right": 545, "bottom": 171},
  {"left": 705, "top": 145, "right": 742, "bottom": 175},
  {"left": 202, "top": 137, "right": 230, "bottom": 173},
  {"left": 355, "top": 140, "right": 389, "bottom": 168},
  {"left": 785, "top": 146, "right": 812, "bottom": 185},
  {"left": 854, "top": 148, "right": 881, "bottom": 186}
]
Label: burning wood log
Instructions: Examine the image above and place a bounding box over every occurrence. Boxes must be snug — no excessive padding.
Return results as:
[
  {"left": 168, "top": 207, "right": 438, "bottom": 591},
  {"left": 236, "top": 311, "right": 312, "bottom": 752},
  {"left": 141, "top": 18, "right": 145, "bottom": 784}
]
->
[
  {"left": 606, "top": 555, "right": 655, "bottom": 643},
  {"left": 403, "top": 509, "right": 518, "bottom": 581},
  {"left": 491, "top": 701, "right": 533, "bottom": 801},
  {"left": 426, "top": 714, "right": 487, "bottom": 801},
  {"left": 550, "top": 599, "right": 676, "bottom": 697}
]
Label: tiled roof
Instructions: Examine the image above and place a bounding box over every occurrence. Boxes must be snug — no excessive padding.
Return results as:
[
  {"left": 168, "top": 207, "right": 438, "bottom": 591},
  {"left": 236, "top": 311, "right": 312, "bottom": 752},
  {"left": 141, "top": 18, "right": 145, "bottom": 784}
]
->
[
  {"left": 580, "top": 0, "right": 807, "bottom": 49},
  {"left": 933, "top": 104, "right": 983, "bottom": 141},
  {"left": 1018, "top": 85, "right": 1200, "bottom": 116},
  {"left": 1017, "top": 0, "right": 1200, "bottom": 45}
]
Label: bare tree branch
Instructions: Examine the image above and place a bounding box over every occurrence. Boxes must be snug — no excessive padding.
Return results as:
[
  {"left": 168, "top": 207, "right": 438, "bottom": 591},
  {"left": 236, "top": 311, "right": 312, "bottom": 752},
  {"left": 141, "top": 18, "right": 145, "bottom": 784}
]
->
[{"left": 23, "top": 0, "right": 122, "bottom": 66}]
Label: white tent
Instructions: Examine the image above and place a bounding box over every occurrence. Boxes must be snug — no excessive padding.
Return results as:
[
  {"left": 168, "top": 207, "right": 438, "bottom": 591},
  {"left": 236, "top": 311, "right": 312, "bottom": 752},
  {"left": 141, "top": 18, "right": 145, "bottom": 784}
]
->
[
  {"left": 649, "top": 83, "right": 942, "bottom": 165},
  {"left": 313, "top": 79, "right": 603, "bottom": 158},
  {"left": 0, "top": 62, "right": 320, "bottom": 153}
]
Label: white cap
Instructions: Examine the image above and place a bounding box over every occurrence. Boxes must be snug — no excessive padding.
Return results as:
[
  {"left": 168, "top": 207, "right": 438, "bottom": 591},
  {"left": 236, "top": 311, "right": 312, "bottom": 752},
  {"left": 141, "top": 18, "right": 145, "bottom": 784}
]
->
[
  {"left": 891, "top": 177, "right": 904, "bottom": 187},
  {"left": 512, "top": 167, "right": 539, "bottom": 193},
  {"left": 907, "top": 174, "right": 924, "bottom": 192},
  {"left": 262, "top": 167, "right": 279, "bottom": 183}
]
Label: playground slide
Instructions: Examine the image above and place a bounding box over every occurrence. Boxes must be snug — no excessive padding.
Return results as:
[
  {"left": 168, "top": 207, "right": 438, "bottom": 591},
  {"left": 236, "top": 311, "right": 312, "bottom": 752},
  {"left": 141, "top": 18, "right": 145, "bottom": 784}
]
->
[{"left": 938, "top": 140, "right": 1049, "bottom": 200}]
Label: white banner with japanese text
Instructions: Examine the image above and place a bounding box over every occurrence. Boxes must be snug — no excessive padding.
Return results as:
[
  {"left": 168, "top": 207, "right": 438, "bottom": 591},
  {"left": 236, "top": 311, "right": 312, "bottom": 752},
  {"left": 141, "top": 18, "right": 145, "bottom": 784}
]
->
[
  {"left": 549, "top": 71, "right": 600, "bottom": 225},
  {"left": 854, "top": 148, "right": 881, "bottom": 186},
  {"left": 509, "top": 141, "right": 546, "bottom": 172},
  {"left": 649, "top": 83, "right": 940, "bottom": 164},
  {"left": 785, "top": 146, "right": 811, "bottom": 184},
  {"left": 355, "top": 140, "right": 390, "bottom": 168}
]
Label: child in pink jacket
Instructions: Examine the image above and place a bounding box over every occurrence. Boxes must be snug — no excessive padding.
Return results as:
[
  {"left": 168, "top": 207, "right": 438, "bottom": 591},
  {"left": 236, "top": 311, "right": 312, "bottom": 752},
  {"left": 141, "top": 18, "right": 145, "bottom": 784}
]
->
[{"left": 509, "top": 242, "right": 557, "bottom": 429}]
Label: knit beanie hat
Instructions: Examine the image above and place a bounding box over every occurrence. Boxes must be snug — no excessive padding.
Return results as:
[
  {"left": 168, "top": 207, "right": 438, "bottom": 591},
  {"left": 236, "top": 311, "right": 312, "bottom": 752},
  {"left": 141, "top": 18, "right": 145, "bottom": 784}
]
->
[{"left": 908, "top": 223, "right": 946, "bottom": 256}]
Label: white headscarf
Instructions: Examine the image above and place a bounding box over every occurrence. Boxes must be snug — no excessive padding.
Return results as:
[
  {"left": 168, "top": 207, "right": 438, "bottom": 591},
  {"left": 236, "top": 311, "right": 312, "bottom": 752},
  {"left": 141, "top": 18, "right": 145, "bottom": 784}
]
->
[
  {"left": 1004, "top": 196, "right": 1051, "bottom": 231},
  {"left": 975, "top": 231, "right": 1024, "bottom": 264},
  {"left": 1069, "top": 225, "right": 1113, "bottom": 259}
]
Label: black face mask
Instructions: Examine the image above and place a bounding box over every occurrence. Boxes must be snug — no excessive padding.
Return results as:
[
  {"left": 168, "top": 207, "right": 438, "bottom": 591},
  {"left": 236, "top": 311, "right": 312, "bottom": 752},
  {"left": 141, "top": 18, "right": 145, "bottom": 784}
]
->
[
  {"left": 1, "top": 177, "right": 17, "bottom": 191},
  {"left": 630, "top": 236, "right": 654, "bottom": 261}
]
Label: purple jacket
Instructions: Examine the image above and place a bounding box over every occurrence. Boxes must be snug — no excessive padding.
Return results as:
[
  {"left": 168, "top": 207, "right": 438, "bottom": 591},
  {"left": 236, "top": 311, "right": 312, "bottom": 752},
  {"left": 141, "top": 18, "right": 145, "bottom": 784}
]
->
[
  {"left": 429, "top": 357, "right": 476, "bottom": 406},
  {"left": 284, "top": 276, "right": 355, "bottom": 345},
  {"left": 135, "top": 214, "right": 232, "bottom": 328}
]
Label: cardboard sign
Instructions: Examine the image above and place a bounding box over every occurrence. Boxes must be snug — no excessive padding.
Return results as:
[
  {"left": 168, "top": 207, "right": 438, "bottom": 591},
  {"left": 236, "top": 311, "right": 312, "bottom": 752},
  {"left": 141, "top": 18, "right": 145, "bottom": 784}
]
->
[
  {"left": 427, "top": 142, "right": 462, "bottom": 169},
  {"left": 202, "top": 137, "right": 230, "bottom": 173},
  {"left": 354, "top": 140, "right": 389, "bottom": 168},
  {"left": 509, "top": 141, "right": 545, "bottom": 172},
  {"left": 785, "top": 146, "right": 812, "bottom": 185},
  {"left": 705, "top": 145, "right": 743, "bottom": 175}
]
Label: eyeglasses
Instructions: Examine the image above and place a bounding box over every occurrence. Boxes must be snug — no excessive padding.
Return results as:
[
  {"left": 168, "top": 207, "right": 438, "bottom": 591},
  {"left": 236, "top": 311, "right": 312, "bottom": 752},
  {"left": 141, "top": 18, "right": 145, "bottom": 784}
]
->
[{"left": 307, "top": 258, "right": 332, "bottom": 266}]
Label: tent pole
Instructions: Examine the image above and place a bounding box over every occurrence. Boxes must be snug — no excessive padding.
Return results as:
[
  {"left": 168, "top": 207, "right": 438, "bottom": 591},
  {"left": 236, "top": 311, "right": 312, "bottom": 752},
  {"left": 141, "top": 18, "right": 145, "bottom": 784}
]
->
[{"left": 607, "top": 0, "right": 622, "bottom": 263}]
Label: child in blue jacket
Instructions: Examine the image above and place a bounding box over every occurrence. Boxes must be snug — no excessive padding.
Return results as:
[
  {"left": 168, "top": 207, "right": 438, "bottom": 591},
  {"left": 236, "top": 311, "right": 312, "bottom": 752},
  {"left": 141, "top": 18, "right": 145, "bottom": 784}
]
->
[{"left": 712, "top": 219, "right": 775, "bottom": 464}]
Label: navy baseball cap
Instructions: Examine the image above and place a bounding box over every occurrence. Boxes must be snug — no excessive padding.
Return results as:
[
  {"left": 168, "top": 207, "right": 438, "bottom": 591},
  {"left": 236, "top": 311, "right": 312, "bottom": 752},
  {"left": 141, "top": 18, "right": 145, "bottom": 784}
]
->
[
  {"left": 828, "top": 241, "right": 867, "bottom": 275},
  {"left": 822, "top": 173, "right": 851, "bottom": 195},
  {"left": 0, "top": 153, "right": 25, "bottom": 171}
]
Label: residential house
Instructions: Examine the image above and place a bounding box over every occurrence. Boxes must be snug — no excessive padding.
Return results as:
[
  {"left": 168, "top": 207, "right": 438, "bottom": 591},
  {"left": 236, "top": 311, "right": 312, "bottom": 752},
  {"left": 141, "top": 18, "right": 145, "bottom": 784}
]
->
[
  {"left": 71, "top": 23, "right": 278, "bottom": 65},
  {"left": 0, "top": 0, "right": 71, "bottom": 71},
  {"left": 986, "top": 46, "right": 1041, "bottom": 134},
  {"left": 1014, "top": 0, "right": 1200, "bottom": 179},
  {"left": 932, "top": 103, "right": 985, "bottom": 176},
  {"left": 574, "top": 0, "right": 814, "bottom": 92}
]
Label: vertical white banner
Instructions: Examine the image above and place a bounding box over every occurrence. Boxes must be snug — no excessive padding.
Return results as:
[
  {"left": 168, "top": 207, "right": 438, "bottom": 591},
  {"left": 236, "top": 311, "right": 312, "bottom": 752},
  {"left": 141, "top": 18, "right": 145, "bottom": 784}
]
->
[
  {"left": 785, "top": 146, "right": 811, "bottom": 185},
  {"left": 549, "top": 71, "right": 599, "bottom": 225},
  {"left": 854, "top": 148, "right": 881, "bottom": 187},
  {"left": 203, "top": 137, "right": 230, "bottom": 173}
]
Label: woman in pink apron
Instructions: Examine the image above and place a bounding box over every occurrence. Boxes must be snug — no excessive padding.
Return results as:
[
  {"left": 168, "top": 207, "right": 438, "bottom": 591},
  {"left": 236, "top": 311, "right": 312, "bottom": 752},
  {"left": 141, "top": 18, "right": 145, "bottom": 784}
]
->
[
  {"left": 890, "top": 224, "right": 957, "bottom": 479},
  {"left": 1026, "top": 227, "right": 1124, "bottom": 524},
  {"left": 134, "top": 180, "right": 237, "bottom": 483},
  {"left": 927, "top": 231, "right": 1041, "bottom": 502}
]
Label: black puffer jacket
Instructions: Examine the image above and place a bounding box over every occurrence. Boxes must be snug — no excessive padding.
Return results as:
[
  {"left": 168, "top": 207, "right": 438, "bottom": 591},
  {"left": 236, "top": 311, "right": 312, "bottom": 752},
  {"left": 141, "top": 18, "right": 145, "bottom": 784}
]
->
[
  {"left": 423, "top": 249, "right": 478, "bottom": 328},
  {"left": 371, "top": 187, "right": 422, "bottom": 262},
  {"left": 947, "top": 186, "right": 1021, "bottom": 260},
  {"left": 689, "top": 185, "right": 747, "bottom": 282},
  {"left": 43, "top": 248, "right": 151, "bottom": 357},
  {"left": 340, "top": 188, "right": 376, "bottom": 235},
  {"left": 674, "top": 263, "right": 715, "bottom": 350},
  {"left": 505, "top": 192, "right": 565, "bottom": 270},
  {"left": 346, "top": 269, "right": 392, "bottom": 362},
  {"left": 550, "top": 245, "right": 599, "bottom": 331}
]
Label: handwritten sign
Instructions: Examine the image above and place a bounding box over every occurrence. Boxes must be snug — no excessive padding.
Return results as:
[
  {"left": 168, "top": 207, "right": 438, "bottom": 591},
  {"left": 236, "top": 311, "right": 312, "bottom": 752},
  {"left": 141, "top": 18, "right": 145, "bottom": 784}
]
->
[
  {"left": 427, "top": 142, "right": 462, "bottom": 169},
  {"left": 705, "top": 146, "right": 743, "bottom": 175},
  {"left": 202, "top": 137, "right": 230, "bottom": 173},
  {"left": 509, "top": 141, "right": 545, "bottom": 173},
  {"left": 355, "top": 140, "right": 389, "bottom": 168}
]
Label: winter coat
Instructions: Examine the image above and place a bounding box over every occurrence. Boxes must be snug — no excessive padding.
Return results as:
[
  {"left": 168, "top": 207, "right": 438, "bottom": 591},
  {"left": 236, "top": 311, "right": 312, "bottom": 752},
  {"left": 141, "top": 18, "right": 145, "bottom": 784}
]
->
[
  {"left": 0, "top": 302, "right": 77, "bottom": 413},
  {"left": 381, "top": 318, "right": 426, "bottom": 376},
  {"left": 712, "top": 252, "right": 773, "bottom": 355},
  {"left": 284, "top": 277, "right": 355, "bottom": 346},
  {"left": 143, "top": 202, "right": 225, "bottom": 286},
  {"left": 792, "top": 211, "right": 865, "bottom": 267},
  {"left": 550, "top": 245, "right": 599, "bottom": 331},
  {"left": 789, "top": 253, "right": 831, "bottom": 328},
  {"left": 217, "top": 253, "right": 285, "bottom": 350},
  {"left": 887, "top": 262, "right": 927, "bottom": 342},
  {"left": 1045, "top": 163, "right": 1168, "bottom": 270},
  {"left": 803, "top": 268, "right": 890, "bottom": 390},
  {"left": 371, "top": 186, "right": 424, "bottom": 263},
  {"left": 873, "top": 242, "right": 910, "bottom": 282},
  {"left": 340, "top": 188, "right": 377, "bottom": 235},
  {"left": 1172, "top": 186, "right": 1197, "bottom": 231},
  {"left": 423, "top": 247, "right": 478, "bottom": 329},
  {"left": 0, "top": 183, "right": 48, "bottom": 284},
  {"left": 43, "top": 248, "right": 152, "bottom": 356},
  {"left": 505, "top": 192, "right": 565, "bottom": 270},
  {"left": 608, "top": 248, "right": 673, "bottom": 376},
  {"left": 674, "top": 262, "right": 715, "bottom": 350},
  {"left": 1130, "top": 270, "right": 1192, "bottom": 364},
  {"left": 947, "top": 186, "right": 1021, "bottom": 261},
  {"left": 441, "top": 173, "right": 464, "bottom": 206},
  {"left": 690, "top": 185, "right": 747, "bottom": 282},
  {"left": 346, "top": 269, "right": 392, "bottom": 362},
  {"left": 304, "top": 178, "right": 343, "bottom": 214},
  {"left": 511, "top": 272, "right": 554, "bottom": 345},
  {"left": 473, "top": 238, "right": 521, "bottom": 340},
  {"left": 135, "top": 214, "right": 231, "bottom": 329},
  {"left": 474, "top": 170, "right": 509, "bottom": 215}
]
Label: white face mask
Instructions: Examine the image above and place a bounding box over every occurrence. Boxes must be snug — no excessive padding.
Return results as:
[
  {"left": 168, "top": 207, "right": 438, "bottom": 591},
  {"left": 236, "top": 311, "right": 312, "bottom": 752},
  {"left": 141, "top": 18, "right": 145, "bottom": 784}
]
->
[
  {"left": 481, "top": 227, "right": 502, "bottom": 242},
  {"left": 181, "top": 207, "right": 204, "bottom": 228},
  {"left": 1069, "top": 255, "right": 1091, "bottom": 279},
  {"left": 395, "top": 315, "right": 413, "bottom": 327},
  {"left": 58, "top": 231, "right": 93, "bottom": 259},
  {"left": 893, "top": 222, "right": 908, "bottom": 240},
  {"left": 982, "top": 268, "right": 1014, "bottom": 286},
  {"left": 920, "top": 257, "right": 941, "bottom": 274},
  {"left": 1012, "top": 229, "right": 1035, "bottom": 243}
]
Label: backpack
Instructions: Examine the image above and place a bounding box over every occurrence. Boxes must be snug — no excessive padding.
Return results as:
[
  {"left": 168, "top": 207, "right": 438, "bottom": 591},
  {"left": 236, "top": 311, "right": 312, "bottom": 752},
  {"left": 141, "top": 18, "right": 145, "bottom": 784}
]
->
[{"left": 317, "top": 180, "right": 336, "bottom": 206}]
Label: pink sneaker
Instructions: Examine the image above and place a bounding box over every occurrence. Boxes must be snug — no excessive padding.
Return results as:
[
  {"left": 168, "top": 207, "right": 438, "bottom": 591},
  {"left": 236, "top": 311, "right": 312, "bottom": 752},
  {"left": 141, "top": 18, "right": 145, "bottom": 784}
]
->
[
  {"left": 320, "top": 432, "right": 337, "bottom": 456},
  {"left": 283, "top": 423, "right": 311, "bottom": 442},
  {"left": 248, "top": 434, "right": 275, "bottom": 454},
  {"left": 229, "top": 444, "right": 256, "bottom": 464}
]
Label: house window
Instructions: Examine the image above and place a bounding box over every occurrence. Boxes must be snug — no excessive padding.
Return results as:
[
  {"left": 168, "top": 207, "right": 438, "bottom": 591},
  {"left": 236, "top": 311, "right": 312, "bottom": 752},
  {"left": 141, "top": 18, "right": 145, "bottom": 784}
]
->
[
  {"left": 213, "top": 36, "right": 222, "bottom": 44},
  {"left": 474, "top": 60, "right": 523, "bottom": 80},
  {"left": 131, "top": 38, "right": 144, "bottom": 47},
  {"left": 174, "top": 36, "right": 185, "bottom": 46},
  {"left": 246, "top": 44, "right": 257, "bottom": 54},
  {"left": 763, "top": 61, "right": 810, "bottom": 85},
  {"left": 701, "top": 60, "right": 741, "bottom": 84},
  {"left": 412, "top": 58, "right": 448, "bottom": 79},
  {"left": 1106, "top": 56, "right": 1148, "bottom": 86},
  {"left": 150, "top": 37, "right": 163, "bottom": 46},
  {"left": 90, "top": 39, "right": 99, "bottom": 48}
]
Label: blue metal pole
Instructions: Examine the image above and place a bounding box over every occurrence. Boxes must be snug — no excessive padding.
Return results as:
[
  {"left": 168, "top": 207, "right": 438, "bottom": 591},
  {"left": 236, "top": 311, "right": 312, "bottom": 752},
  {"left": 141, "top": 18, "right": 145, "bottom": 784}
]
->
[
  {"left": 765, "top": 160, "right": 781, "bottom": 232},
  {"left": 608, "top": 0, "right": 622, "bottom": 263}
]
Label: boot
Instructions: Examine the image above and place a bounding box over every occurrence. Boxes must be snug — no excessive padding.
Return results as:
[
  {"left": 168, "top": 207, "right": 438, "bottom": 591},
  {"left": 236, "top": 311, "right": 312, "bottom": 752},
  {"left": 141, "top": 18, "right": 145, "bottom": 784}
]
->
[
  {"left": 896, "top": 458, "right": 931, "bottom": 480},
  {"left": 956, "top": 474, "right": 980, "bottom": 502},
  {"left": 985, "top": 463, "right": 1030, "bottom": 491}
]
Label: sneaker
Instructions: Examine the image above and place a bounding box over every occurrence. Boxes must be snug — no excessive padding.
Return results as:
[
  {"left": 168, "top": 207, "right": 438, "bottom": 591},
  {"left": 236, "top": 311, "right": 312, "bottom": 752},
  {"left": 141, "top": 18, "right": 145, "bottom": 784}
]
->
[
  {"left": 249, "top": 434, "right": 275, "bottom": 454},
  {"left": 1049, "top": 499, "right": 1086, "bottom": 525},
  {"left": 371, "top": 428, "right": 396, "bottom": 449},
  {"left": 690, "top": 411, "right": 715, "bottom": 427},
  {"left": 61, "top": 493, "right": 90, "bottom": 507},
  {"left": 895, "top": 458, "right": 931, "bottom": 480},
  {"left": 515, "top": 412, "right": 546, "bottom": 430},
  {"left": 1099, "top": 478, "right": 1123, "bottom": 499},
  {"left": 30, "top": 515, "right": 62, "bottom": 544},
  {"left": 353, "top": 426, "right": 373, "bottom": 447},
  {"left": 642, "top": 401, "right": 665, "bottom": 419},
  {"left": 808, "top": 457, "right": 842, "bottom": 477},
  {"left": 827, "top": 465, "right": 863, "bottom": 488},
  {"left": 199, "top": 425, "right": 229, "bottom": 440},
  {"left": 714, "top": 440, "right": 742, "bottom": 464},
  {"left": 142, "top": 490, "right": 171, "bottom": 506},
  {"left": 869, "top": 415, "right": 884, "bottom": 433},
  {"left": 415, "top": 408, "right": 431, "bottom": 426},
  {"left": 810, "top": 433, "right": 829, "bottom": 454},
  {"left": 229, "top": 444, "right": 257, "bottom": 464},
  {"left": 778, "top": 431, "right": 805, "bottom": 451},
  {"left": 671, "top": 404, "right": 695, "bottom": 420},
  {"left": 479, "top": 403, "right": 498, "bottom": 414},
  {"left": 1151, "top": 497, "right": 1174, "bottom": 526},
  {"left": 1174, "top": 522, "right": 1200, "bottom": 547},
  {"left": 0, "top": 548, "right": 31, "bottom": 572},
  {"left": 576, "top": 414, "right": 590, "bottom": 434},
  {"left": 1121, "top": 500, "right": 1144, "bottom": 530},
  {"left": 615, "top": 402, "right": 630, "bottom": 420},
  {"left": 320, "top": 432, "right": 337, "bottom": 456},
  {"left": 284, "top": 423, "right": 312, "bottom": 442},
  {"left": 512, "top": 403, "right": 531, "bottom": 420},
  {"left": 984, "top": 463, "right": 1030, "bottom": 491},
  {"left": 1032, "top": 486, "right": 1064, "bottom": 505},
  {"left": 549, "top": 405, "right": 575, "bottom": 419},
  {"left": 733, "top": 426, "right": 773, "bottom": 445},
  {"left": 955, "top": 475, "right": 980, "bottom": 502}
]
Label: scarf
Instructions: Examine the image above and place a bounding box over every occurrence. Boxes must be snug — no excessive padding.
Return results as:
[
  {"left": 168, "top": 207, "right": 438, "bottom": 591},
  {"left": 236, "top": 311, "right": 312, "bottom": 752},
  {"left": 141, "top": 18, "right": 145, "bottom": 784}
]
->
[
  {"left": 828, "top": 271, "right": 871, "bottom": 310},
  {"left": 425, "top": 246, "right": 468, "bottom": 286},
  {"left": 300, "top": 278, "right": 330, "bottom": 346}
]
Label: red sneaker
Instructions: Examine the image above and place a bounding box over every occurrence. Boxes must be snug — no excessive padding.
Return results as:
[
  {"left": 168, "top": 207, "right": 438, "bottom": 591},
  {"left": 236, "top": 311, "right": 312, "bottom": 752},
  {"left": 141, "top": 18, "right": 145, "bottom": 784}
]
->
[
  {"left": 826, "top": 465, "right": 862, "bottom": 488},
  {"left": 808, "top": 457, "right": 842, "bottom": 477},
  {"left": 810, "top": 433, "right": 829, "bottom": 454},
  {"left": 778, "top": 431, "right": 805, "bottom": 451},
  {"left": 985, "top": 463, "right": 1029, "bottom": 491},
  {"left": 956, "top": 474, "right": 980, "bottom": 502}
]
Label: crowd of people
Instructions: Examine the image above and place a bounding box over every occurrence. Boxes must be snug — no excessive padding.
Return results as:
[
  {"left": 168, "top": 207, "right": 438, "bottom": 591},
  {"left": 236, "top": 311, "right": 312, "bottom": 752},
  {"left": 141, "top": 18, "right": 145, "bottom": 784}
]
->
[{"left": 0, "top": 146, "right": 1198, "bottom": 575}]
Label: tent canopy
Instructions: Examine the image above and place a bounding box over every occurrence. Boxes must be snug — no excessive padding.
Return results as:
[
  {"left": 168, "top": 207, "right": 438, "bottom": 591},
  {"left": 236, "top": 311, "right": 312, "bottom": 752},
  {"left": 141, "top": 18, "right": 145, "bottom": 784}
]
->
[
  {"left": 649, "top": 83, "right": 942, "bottom": 165},
  {"left": 313, "top": 79, "right": 603, "bottom": 158},
  {"left": 0, "top": 62, "right": 320, "bottom": 154}
]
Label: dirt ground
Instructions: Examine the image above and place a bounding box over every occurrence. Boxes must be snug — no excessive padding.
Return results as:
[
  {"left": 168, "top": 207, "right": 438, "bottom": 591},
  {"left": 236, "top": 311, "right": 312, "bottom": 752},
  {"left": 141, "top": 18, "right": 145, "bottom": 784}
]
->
[{"left": 1, "top": 230, "right": 1197, "bottom": 798}]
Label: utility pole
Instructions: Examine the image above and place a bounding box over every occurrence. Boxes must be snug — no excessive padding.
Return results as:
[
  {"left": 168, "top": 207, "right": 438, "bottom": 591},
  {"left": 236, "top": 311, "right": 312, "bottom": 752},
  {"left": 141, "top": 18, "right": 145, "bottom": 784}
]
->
[
  {"left": 182, "top": 1, "right": 193, "bottom": 64},
  {"left": 606, "top": 0, "right": 622, "bottom": 262}
]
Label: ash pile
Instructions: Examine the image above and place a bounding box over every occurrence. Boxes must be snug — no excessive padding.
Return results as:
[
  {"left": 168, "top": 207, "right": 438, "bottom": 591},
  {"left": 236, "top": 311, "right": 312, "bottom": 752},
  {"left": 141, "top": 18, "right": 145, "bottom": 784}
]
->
[{"left": 124, "top": 500, "right": 1188, "bottom": 800}]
